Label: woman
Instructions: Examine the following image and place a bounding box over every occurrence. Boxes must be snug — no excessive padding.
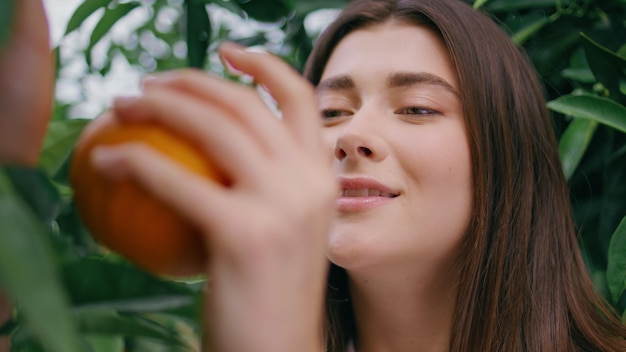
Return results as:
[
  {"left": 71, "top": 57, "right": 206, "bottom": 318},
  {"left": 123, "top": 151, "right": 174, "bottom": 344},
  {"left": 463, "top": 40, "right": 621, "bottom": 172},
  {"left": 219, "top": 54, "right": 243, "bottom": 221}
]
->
[
  {"left": 304, "top": 0, "right": 626, "bottom": 351},
  {"left": 2, "top": 0, "right": 625, "bottom": 351},
  {"left": 102, "top": 0, "right": 626, "bottom": 349}
]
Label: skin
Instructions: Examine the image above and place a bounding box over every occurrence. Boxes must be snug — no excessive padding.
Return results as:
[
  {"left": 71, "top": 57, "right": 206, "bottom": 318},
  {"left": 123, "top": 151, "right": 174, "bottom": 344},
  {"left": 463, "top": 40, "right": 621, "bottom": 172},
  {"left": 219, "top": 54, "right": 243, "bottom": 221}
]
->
[
  {"left": 318, "top": 22, "right": 472, "bottom": 352},
  {"left": 0, "top": 3, "right": 471, "bottom": 352},
  {"left": 1, "top": 1, "right": 335, "bottom": 349},
  {"left": 95, "top": 46, "right": 337, "bottom": 352},
  {"left": 0, "top": 0, "right": 54, "bottom": 166}
]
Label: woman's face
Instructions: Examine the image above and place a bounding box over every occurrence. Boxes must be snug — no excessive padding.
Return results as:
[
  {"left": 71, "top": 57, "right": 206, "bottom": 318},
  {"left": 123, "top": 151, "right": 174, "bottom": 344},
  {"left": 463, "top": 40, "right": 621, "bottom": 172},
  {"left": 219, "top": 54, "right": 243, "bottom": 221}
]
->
[{"left": 317, "top": 22, "right": 473, "bottom": 274}]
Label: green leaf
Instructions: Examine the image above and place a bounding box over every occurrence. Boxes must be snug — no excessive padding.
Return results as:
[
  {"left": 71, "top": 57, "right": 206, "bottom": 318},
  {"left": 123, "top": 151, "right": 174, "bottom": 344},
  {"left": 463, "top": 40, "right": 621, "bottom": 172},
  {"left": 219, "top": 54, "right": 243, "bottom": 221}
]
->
[
  {"left": 510, "top": 16, "right": 554, "bottom": 45},
  {"left": 63, "top": 258, "right": 201, "bottom": 321},
  {"left": 619, "top": 44, "right": 626, "bottom": 58},
  {"left": 87, "top": 2, "right": 141, "bottom": 68},
  {"left": 483, "top": 0, "right": 559, "bottom": 11},
  {"left": 186, "top": 0, "right": 212, "bottom": 69},
  {"left": 293, "top": 0, "right": 347, "bottom": 14},
  {"left": 0, "top": 317, "right": 16, "bottom": 336},
  {"left": 558, "top": 118, "right": 598, "bottom": 180},
  {"left": 0, "top": 170, "right": 81, "bottom": 352},
  {"left": 64, "top": 0, "right": 111, "bottom": 36},
  {"left": 4, "top": 167, "right": 62, "bottom": 225},
  {"left": 38, "top": 119, "right": 91, "bottom": 178},
  {"left": 11, "top": 311, "right": 192, "bottom": 351},
  {"left": 203, "top": 0, "right": 241, "bottom": 14},
  {"left": 473, "top": 0, "right": 490, "bottom": 9},
  {"left": 509, "top": 11, "right": 562, "bottom": 46},
  {"left": 606, "top": 216, "right": 626, "bottom": 303},
  {"left": 75, "top": 310, "right": 190, "bottom": 348},
  {"left": 83, "top": 334, "right": 124, "bottom": 352},
  {"left": 0, "top": 0, "right": 15, "bottom": 48},
  {"left": 238, "top": 0, "right": 291, "bottom": 23},
  {"left": 547, "top": 93, "right": 626, "bottom": 134},
  {"left": 581, "top": 33, "right": 626, "bottom": 100},
  {"left": 561, "top": 68, "right": 595, "bottom": 83}
]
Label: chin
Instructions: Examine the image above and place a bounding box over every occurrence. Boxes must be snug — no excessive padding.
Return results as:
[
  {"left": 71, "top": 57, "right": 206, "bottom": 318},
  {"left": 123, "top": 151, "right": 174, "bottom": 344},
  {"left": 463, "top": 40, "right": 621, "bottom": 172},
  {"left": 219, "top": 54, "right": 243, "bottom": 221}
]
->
[{"left": 326, "top": 230, "right": 387, "bottom": 272}]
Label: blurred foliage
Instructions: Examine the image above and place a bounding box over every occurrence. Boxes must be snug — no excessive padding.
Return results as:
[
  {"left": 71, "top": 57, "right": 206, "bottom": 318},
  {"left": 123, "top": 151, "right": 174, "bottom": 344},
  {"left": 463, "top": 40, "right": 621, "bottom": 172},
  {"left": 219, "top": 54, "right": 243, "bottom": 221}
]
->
[
  {"left": 0, "top": 0, "right": 625, "bottom": 351},
  {"left": 480, "top": 0, "right": 626, "bottom": 317},
  {"left": 483, "top": 0, "right": 626, "bottom": 311},
  {"left": 0, "top": 0, "right": 15, "bottom": 47}
]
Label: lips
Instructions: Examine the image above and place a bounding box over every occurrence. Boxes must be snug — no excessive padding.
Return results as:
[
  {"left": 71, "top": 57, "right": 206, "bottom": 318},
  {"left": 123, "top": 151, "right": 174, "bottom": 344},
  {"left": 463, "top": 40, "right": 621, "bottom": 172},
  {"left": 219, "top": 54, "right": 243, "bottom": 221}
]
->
[
  {"left": 340, "top": 188, "right": 398, "bottom": 197},
  {"left": 339, "top": 177, "right": 399, "bottom": 197},
  {"left": 337, "top": 177, "right": 399, "bottom": 212}
]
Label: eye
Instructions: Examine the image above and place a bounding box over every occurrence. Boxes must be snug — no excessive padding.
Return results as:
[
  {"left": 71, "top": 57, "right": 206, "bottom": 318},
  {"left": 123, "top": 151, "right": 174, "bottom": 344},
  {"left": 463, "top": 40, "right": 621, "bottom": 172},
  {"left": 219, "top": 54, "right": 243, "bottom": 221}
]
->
[
  {"left": 321, "top": 109, "right": 351, "bottom": 119},
  {"left": 395, "top": 106, "right": 438, "bottom": 115}
]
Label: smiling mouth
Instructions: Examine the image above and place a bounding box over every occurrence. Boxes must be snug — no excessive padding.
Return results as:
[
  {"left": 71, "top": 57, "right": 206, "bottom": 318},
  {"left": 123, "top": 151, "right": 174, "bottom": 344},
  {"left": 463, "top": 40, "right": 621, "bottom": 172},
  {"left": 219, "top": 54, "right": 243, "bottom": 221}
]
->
[{"left": 340, "top": 188, "right": 399, "bottom": 197}]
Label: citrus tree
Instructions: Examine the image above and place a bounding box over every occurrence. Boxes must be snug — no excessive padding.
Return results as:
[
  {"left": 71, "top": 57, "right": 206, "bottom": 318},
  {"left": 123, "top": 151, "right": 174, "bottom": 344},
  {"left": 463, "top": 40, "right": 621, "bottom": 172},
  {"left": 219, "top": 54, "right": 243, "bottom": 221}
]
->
[{"left": 0, "top": 0, "right": 625, "bottom": 351}]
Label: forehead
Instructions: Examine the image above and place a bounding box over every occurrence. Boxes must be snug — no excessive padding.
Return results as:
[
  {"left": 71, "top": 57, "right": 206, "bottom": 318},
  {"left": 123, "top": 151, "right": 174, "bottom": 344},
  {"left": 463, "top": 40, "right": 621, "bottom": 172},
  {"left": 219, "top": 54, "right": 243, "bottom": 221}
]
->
[{"left": 321, "top": 22, "right": 459, "bottom": 90}]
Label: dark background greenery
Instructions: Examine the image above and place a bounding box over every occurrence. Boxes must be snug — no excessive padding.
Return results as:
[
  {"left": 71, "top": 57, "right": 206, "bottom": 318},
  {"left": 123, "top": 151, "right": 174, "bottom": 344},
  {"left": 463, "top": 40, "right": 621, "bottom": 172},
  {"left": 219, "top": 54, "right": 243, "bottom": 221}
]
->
[{"left": 0, "top": 0, "right": 625, "bottom": 351}]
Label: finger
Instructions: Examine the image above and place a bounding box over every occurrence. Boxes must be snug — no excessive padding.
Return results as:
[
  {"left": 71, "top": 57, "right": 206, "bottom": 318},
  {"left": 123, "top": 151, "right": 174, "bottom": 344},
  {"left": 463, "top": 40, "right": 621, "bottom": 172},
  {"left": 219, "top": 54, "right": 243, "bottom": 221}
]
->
[
  {"left": 218, "top": 42, "right": 322, "bottom": 152},
  {"left": 142, "top": 69, "right": 289, "bottom": 156},
  {"left": 90, "top": 143, "right": 231, "bottom": 242},
  {"left": 8, "top": 0, "right": 51, "bottom": 50},
  {"left": 0, "top": 0, "right": 54, "bottom": 166},
  {"left": 112, "top": 87, "right": 267, "bottom": 182}
]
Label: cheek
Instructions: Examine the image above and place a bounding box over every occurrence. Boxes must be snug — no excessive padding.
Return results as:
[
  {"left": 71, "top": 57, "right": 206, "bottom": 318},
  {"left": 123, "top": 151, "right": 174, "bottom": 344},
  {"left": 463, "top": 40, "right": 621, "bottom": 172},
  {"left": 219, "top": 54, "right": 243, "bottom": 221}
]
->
[
  {"left": 401, "top": 128, "right": 473, "bottom": 229},
  {"left": 405, "top": 125, "right": 472, "bottom": 188}
]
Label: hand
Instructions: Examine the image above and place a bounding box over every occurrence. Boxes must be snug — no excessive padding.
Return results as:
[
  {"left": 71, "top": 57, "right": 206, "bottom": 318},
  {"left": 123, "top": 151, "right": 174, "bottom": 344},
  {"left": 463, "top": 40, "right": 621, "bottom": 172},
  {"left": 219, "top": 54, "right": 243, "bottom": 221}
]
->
[
  {"left": 92, "top": 44, "right": 336, "bottom": 352},
  {"left": 0, "top": 0, "right": 54, "bottom": 166}
]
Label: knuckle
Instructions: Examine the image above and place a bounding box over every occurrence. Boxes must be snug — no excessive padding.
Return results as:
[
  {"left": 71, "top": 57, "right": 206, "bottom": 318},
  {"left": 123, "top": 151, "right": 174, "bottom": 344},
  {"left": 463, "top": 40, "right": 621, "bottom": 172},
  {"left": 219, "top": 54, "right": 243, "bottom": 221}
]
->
[
  {"left": 243, "top": 87, "right": 262, "bottom": 102},
  {"left": 294, "top": 80, "right": 316, "bottom": 99},
  {"left": 117, "top": 142, "right": 163, "bottom": 168},
  {"left": 278, "top": 73, "right": 315, "bottom": 101},
  {"left": 159, "top": 68, "right": 204, "bottom": 89},
  {"left": 177, "top": 68, "right": 204, "bottom": 81},
  {"left": 119, "top": 141, "right": 150, "bottom": 156}
]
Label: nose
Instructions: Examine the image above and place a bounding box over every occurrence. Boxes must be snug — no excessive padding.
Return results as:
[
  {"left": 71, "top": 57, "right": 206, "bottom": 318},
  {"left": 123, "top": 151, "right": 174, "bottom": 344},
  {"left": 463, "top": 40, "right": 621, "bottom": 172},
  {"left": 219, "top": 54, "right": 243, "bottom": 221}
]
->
[
  {"left": 334, "top": 141, "right": 374, "bottom": 160},
  {"left": 333, "top": 115, "right": 387, "bottom": 162}
]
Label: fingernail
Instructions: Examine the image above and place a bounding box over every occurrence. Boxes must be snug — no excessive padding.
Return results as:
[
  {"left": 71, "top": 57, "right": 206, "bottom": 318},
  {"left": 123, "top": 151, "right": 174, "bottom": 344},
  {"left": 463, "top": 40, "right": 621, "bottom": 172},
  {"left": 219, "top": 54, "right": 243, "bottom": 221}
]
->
[
  {"left": 113, "top": 96, "right": 140, "bottom": 110},
  {"left": 218, "top": 42, "right": 245, "bottom": 76},
  {"left": 219, "top": 41, "right": 246, "bottom": 53},
  {"left": 141, "top": 71, "right": 177, "bottom": 88},
  {"left": 220, "top": 55, "right": 243, "bottom": 76},
  {"left": 141, "top": 75, "right": 159, "bottom": 89},
  {"left": 243, "top": 46, "right": 268, "bottom": 55}
]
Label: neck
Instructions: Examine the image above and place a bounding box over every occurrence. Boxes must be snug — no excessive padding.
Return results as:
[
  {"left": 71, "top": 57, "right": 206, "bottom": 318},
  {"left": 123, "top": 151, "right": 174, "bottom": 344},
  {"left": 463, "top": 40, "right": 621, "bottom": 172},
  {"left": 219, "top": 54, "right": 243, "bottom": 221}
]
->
[{"left": 347, "top": 261, "right": 458, "bottom": 352}]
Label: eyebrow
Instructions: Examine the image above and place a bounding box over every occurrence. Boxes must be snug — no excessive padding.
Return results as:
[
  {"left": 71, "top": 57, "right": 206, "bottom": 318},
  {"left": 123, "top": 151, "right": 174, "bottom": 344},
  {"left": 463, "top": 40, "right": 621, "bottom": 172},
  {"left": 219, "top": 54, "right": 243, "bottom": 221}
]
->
[
  {"left": 316, "top": 75, "right": 355, "bottom": 92},
  {"left": 387, "top": 72, "right": 458, "bottom": 97},
  {"left": 316, "top": 71, "right": 459, "bottom": 97}
]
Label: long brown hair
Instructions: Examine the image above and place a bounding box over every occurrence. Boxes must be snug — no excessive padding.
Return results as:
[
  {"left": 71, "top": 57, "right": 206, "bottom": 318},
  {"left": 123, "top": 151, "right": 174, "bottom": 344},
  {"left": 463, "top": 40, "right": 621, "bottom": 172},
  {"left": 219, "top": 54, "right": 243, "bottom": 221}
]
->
[{"left": 304, "top": 0, "right": 626, "bottom": 350}]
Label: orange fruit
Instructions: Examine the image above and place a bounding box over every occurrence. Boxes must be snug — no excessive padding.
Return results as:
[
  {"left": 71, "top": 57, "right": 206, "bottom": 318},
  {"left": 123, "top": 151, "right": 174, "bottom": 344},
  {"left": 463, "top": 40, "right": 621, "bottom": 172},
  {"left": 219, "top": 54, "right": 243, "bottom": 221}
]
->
[{"left": 70, "top": 113, "right": 223, "bottom": 277}]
